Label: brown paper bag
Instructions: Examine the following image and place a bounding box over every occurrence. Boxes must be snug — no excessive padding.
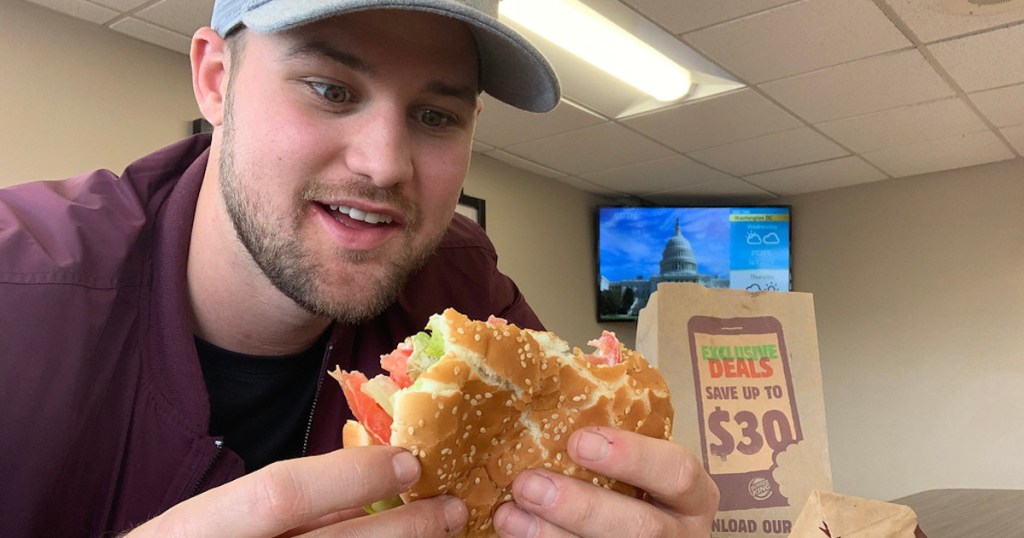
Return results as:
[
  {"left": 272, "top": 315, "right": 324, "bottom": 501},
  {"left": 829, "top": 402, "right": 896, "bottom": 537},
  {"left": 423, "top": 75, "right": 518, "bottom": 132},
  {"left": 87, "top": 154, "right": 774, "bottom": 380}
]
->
[
  {"left": 637, "top": 283, "right": 832, "bottom": 537},
  {"left": 790, "top": 490, "right": 926, "bottom": 538}
]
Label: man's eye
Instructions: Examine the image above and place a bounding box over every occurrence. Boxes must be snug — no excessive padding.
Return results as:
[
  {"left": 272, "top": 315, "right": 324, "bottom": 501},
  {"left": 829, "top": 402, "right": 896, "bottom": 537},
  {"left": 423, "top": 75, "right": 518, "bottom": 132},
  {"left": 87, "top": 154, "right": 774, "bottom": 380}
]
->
[
  {"left": 309, "top": 81, "right": 352, "bottom": 104},
  {"left": 419, "top": 109, "right": 456, "bottom": 128}
]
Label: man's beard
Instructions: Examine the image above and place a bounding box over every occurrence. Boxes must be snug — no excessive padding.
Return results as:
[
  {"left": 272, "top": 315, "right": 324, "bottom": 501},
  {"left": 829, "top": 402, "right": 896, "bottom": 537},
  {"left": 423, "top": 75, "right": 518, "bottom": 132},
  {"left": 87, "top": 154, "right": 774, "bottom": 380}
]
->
[{"left": 217, "top": 113, "right": 444, "bottom": 324}]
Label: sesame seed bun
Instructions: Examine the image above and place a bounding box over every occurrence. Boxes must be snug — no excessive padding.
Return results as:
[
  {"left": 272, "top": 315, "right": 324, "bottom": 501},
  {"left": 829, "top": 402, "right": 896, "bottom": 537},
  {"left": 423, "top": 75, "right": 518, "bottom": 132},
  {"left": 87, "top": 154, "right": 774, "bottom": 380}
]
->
[{"left": 344, "top": 309, "right": 673, "bottom": 536}]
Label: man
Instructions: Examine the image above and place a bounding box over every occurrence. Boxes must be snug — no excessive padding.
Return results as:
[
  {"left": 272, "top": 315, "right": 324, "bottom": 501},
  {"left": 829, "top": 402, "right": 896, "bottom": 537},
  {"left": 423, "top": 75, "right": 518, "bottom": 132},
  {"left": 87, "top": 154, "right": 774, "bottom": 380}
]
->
[{"left": 0, "top": 0, "right": 718, "bottom": 536}]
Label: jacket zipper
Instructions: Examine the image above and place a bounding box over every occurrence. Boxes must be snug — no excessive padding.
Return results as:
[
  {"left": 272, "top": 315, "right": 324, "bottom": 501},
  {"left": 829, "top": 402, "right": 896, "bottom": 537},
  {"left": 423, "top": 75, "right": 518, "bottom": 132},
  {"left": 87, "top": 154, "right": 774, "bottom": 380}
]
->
[
  {"left": 302, "top": 342, "right": 333, "bottom": 456},
  {"left": 188, "top": 438, "right": 224, "bottom": 498}
]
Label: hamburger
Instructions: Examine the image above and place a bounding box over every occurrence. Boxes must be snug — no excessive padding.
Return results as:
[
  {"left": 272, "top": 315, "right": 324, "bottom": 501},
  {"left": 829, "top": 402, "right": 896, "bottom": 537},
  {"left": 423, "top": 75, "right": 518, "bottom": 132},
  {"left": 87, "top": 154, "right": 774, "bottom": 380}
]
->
[{"left": 329, "top": 308, "right": 673, "bottom": 535}]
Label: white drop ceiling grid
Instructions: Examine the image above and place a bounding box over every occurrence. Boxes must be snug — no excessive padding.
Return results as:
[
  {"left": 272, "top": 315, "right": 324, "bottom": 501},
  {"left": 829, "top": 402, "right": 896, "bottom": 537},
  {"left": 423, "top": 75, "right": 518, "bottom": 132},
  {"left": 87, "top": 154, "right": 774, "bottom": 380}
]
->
[{"left": 24, "top": 0, "right": 1024, "bottom": 202}]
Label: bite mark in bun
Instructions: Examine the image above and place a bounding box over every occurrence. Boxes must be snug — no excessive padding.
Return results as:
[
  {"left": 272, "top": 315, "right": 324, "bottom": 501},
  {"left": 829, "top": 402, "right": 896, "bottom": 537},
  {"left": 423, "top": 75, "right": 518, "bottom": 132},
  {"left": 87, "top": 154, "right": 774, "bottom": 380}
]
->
[{"left": 329, "top": 308, "right": 673, "bottom": 535}]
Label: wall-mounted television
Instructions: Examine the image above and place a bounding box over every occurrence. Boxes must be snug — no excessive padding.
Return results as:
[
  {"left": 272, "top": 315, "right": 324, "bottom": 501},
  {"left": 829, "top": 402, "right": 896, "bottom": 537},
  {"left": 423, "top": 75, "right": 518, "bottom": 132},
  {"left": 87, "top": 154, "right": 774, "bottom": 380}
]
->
[{"left": 597, "top": 206, "right": 792, "bottom": 322}]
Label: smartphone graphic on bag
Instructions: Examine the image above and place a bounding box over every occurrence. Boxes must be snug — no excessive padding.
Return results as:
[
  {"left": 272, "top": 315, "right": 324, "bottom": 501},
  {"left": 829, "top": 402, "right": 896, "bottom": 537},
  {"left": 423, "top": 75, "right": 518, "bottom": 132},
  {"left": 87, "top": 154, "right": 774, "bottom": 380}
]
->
[{"left": 687, "top": 315, "right": 802, "bottom": 510}]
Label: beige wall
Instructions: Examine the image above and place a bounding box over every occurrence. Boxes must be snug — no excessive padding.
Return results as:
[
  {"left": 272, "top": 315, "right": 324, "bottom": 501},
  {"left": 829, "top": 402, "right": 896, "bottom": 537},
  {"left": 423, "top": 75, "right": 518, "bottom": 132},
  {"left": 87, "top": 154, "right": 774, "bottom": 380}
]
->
[
  {"left": 8, "top": 0, "right": 1023, "bottom": 508},
  {"left": 0, "top": 1, "right": 198, "bottom": 186},
  {"left": 462, "top": 154, "right": 610, "bottom": 346},
  {"left": 777, "top": 159, "right": 1024, "bottom": 500}
]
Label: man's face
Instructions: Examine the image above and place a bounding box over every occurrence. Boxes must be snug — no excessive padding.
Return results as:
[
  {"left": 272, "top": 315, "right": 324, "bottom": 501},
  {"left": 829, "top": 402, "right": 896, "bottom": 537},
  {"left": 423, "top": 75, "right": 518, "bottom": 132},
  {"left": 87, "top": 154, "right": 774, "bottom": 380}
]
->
[{"left": 217, "top": 11, "right": 481, "bottom": 323}]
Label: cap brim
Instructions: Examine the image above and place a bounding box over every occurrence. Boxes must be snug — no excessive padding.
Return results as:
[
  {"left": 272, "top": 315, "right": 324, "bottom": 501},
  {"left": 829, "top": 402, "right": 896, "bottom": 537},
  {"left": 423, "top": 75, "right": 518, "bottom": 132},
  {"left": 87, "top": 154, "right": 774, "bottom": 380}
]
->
[{"left": 241, "top": 0, "right": 560, "bottom": 112}]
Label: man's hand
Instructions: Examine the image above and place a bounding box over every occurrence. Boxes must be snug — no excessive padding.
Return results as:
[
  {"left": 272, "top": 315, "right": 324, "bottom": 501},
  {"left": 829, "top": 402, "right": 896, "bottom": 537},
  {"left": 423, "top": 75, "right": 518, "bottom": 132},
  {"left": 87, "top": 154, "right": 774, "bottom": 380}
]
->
[
  {"left": 127, "top": 446, "right": 468, "bottom": 537},
  {"left": 492, "top": 427, "right": 719, "bottom": 537}
]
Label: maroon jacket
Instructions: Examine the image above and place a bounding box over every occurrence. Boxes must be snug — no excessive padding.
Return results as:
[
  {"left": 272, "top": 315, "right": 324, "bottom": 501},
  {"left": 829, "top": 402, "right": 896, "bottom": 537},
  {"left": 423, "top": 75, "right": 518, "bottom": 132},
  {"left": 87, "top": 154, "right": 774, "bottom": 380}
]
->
[{"left": 0, "top": 135, "right": 542, "bottom": 536}]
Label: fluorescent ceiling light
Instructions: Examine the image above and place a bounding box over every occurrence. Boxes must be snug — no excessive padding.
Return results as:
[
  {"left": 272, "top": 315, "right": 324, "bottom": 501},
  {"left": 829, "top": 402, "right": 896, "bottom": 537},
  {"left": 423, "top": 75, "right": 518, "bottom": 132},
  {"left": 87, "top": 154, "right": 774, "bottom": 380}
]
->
[{"left": 500, "top": 0, "right": 692, "bottom": 102}]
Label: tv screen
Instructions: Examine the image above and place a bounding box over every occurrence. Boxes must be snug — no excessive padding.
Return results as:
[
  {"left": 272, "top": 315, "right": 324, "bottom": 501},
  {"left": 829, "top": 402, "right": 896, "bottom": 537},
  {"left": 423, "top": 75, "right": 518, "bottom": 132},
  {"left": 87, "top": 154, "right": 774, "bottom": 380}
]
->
[{"left": 597, "top": 206, "right": 792, "bottom": 322}]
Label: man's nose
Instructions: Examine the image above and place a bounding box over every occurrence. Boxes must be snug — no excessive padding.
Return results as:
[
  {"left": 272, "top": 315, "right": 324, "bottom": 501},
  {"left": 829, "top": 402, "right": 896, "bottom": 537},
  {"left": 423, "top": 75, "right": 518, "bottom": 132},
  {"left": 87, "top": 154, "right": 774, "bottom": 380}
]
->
[{"left": 345, "top": 108, "right": 414, "bottom": 189}]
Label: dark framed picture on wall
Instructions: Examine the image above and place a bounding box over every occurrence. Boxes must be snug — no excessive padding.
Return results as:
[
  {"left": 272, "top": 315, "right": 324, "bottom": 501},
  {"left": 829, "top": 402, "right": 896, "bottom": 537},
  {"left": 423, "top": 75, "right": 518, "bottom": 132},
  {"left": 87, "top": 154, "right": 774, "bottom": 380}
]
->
[
  {"left": 192, "top": 118, "right": 213, "bottom": 134},
  {"left": 456, "top": 193, "right": 486, "bottom": 230}
]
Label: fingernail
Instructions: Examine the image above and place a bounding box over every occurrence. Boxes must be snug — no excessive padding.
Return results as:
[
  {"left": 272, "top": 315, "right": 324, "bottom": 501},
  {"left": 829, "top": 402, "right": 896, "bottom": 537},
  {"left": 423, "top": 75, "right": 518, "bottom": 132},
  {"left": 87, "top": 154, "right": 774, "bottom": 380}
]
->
[
  {"left": 521, "top": 474, "right": 557, "bottom": 507},
  {"left": 392, "top": 451, "right": 420, "bottom": 486},
  {"left": 575, "top": 430, "right": 610, "bottom": 461},
  {"left": 498, "top": 504, "right": 539, "bottom": 538},
  {"left": 441, "top": 496, "right": 468, "bottom": 533}
]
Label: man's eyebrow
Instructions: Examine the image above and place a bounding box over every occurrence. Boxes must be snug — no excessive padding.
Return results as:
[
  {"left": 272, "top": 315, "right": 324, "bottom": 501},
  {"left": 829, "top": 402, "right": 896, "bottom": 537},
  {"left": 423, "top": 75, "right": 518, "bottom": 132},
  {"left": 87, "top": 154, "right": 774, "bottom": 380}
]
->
[
  {"left": 424, "top": 80, "right": 480, "bottom": 108},
  {"left": 282, "top": 39, "right": 372, "bottom": 74},
  {"left": 283, "top": 39, "right": 479, "bottom": 107}
]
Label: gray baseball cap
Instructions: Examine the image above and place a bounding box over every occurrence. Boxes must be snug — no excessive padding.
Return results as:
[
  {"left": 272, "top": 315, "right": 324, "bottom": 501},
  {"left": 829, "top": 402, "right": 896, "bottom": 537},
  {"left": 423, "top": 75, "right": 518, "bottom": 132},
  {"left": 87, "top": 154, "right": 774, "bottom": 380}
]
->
[{"left": 211, "top": 0, "right": 560, "bottom": 112}]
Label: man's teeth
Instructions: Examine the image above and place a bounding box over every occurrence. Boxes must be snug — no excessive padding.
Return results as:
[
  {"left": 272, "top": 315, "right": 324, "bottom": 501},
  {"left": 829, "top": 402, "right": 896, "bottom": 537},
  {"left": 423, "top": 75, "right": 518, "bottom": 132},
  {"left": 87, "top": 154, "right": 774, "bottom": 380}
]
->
[{"left": 327, "top": 205, "right": 393, "bottom": 224}]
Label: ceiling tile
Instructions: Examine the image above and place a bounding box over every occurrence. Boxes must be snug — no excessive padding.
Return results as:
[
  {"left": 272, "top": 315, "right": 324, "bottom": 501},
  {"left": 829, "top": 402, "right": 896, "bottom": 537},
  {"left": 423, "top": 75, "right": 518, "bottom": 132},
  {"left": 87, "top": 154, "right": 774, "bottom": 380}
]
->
[
  {"left": 581, "top": 155, "right": 736, "bottom": 194},
  {"left": 687, "top": 127, "right": 848, "bottom": 176},
  {"left": 483, "top": 150, "right": 567, "bottom": 179},
  {"left": 928, "top": 24, "right": 1024, "bottom": 93},
  {"left": 621, "top": 0, "right": 797, "bottom": 34},
  {"left": 816, "top": 97, "right": 988, "bottom": 153},
  {"left": 26, "top": 0, "right": 118, "bottom": 24},
  {"left": 503, "top": 123, "right": 676, "bottom": 176},
  {"left": 109, "top": 17, "right": 191, "bottom": 54},
  {"left": 968, "top": 83, "right": 1024, "bottom": 128},
  {"left": 760, "top": 50, "right": 955, "bottom": 123},
  {"left": 552, "top": 176, "right": 623, "bottom": 196},
  {"left": 1002, "top": 125, "right": 1024, "bottom": 154},
  {"left": 136, "top": 0, "right": 213, "bottom": 35},
  {"left": 744, "top": 156, "right": 888, "bottom": 196},
  {"left": 862, "top": 130, "right": 1015, "bottom": 177},
  {"left": 474, "top": 96, "right": 605, "bottom": 149},
  {"left": 620, "top": 88, "right": 801, "bottom": 153},
  {"left": 684, "top": 0, "right": 910, "bottom": 84},
  {"left": 881, "top": 0, "right": 1024, "bottom": 43},
  {"left": 90, "top": 0, "right": 150, "bottom": 10},
  {"left": 642, "top": 177, "right": 776, "bottom": 204}
]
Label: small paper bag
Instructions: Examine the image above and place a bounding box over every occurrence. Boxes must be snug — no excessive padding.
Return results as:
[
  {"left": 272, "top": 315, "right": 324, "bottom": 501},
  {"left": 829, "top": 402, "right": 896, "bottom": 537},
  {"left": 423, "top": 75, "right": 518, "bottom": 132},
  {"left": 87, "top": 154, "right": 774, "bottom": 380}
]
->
[{"left": 790, "top": 490, "right": 926, "bottom": 538}]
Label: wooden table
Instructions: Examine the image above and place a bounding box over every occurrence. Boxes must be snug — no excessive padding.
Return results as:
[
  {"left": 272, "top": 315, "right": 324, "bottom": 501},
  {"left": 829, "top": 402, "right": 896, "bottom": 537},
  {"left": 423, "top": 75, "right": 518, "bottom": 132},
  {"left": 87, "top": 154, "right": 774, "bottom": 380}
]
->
[{"left": 891, "top": 489, "right": 1024, "bottom": 538}]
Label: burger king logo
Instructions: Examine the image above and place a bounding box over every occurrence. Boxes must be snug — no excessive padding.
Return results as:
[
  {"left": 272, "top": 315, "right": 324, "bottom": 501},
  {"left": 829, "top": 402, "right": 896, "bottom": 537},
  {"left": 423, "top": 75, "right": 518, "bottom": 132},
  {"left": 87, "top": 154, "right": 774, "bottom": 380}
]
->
[{"left": 748, "top": 477, "right": 773, "bottom": 501}]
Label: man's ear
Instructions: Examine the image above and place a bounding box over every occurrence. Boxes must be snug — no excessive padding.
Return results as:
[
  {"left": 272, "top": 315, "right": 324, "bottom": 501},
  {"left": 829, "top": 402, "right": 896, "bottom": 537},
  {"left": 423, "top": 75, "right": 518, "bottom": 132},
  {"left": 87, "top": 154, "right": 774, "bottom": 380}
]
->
[{"left": 191, "top": 27, "right": 230, "bottom": 128}]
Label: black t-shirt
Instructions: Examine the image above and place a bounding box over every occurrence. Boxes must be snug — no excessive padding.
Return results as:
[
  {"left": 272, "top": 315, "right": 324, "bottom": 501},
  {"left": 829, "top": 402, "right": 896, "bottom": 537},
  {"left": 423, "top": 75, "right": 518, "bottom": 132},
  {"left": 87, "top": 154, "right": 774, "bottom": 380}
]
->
[{"left": 196, "top": 333, "right": 327, "bottom": 472}]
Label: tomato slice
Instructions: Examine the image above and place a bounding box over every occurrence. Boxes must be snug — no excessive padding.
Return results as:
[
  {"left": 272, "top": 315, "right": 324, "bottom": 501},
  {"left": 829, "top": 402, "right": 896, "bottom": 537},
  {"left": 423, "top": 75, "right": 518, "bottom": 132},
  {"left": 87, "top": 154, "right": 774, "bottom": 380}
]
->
[
  {"left": 487, "top": 315, "right": 508, "bottom": 326},
  {"left": 380, "top": 341, "right": 414, "bottom": 389},
  {"left": 585, "top": 331, "right": 622, "bottom": 366},
  {"left": 332, "top": 369, "right": 393, "bottom": 445}
]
